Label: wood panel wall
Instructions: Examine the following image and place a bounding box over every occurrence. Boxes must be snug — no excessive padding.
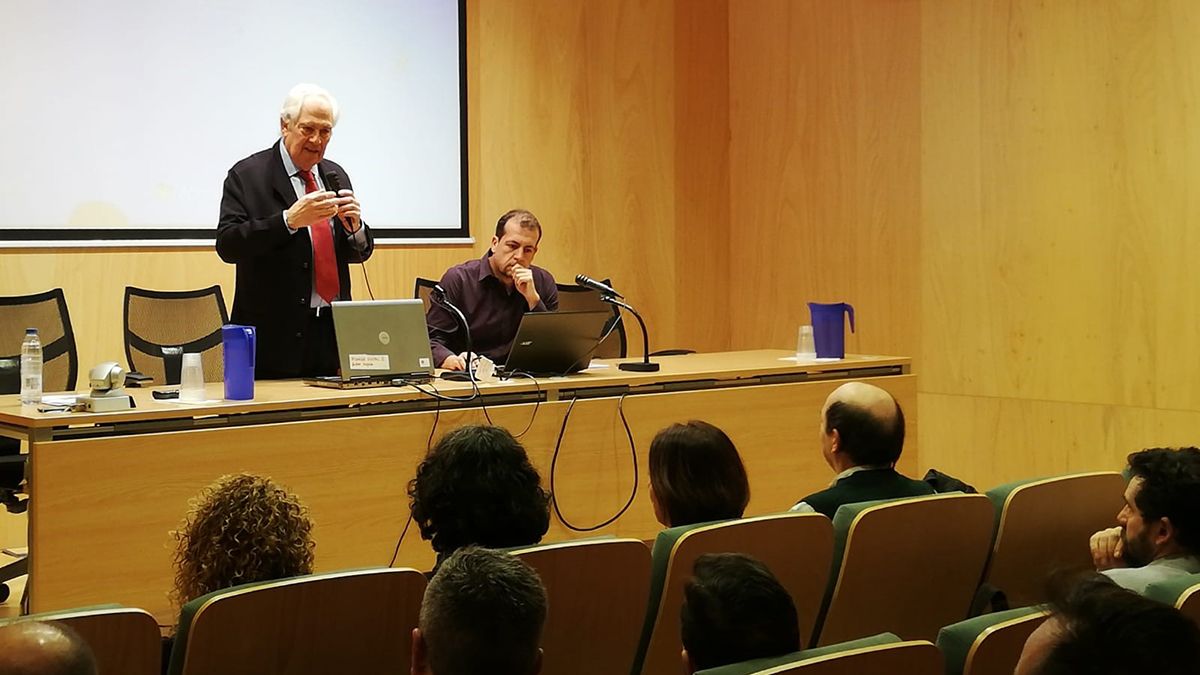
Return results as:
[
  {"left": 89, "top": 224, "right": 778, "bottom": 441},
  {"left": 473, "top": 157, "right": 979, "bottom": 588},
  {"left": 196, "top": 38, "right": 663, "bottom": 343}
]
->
[{"left": 919, "top": 0, "right": 1200, "bottom": 487}]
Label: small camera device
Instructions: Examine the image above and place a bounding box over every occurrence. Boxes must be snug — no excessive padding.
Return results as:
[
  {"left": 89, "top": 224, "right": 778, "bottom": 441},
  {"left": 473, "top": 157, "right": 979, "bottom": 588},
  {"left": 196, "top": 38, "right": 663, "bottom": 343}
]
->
[{"left": 80, "top": 361, "right": 135, "bottom": 412}]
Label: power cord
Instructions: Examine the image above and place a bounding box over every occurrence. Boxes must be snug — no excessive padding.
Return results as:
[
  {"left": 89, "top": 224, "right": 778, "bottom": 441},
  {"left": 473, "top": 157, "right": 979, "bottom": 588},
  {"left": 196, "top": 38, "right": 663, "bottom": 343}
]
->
[
  {"left": 548, "top": 392, "right": 639, "bottom": 532},
  {"left": 389, "top": 397, "right": 441, "bottom": 568}
]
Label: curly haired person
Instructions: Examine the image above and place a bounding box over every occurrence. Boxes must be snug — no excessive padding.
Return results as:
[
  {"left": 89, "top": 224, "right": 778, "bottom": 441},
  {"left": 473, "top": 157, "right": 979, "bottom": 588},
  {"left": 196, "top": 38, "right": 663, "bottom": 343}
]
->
[{"left": 408, "top": 425, "right": 550, "bottom": 568}]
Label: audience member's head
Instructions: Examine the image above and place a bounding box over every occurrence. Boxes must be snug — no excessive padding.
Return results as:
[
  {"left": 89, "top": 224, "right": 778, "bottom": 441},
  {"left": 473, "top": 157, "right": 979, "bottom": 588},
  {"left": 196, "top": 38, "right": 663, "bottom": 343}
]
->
[
  {"left": 413, "top": 546, "right": 547, "bottom": 675},
  {"left": 819, "top": 381, "right": 905, "bottom": 471},
  {"left": 0, "top": 621, "right": 98, "bottom": 675},
  {"left": 648, "top": 420, "right": 750, "bottom": 527},
  {"left": 680, "top": 553, "right": 800, "bottom": 673},
  {"left": 170, "top": 473, "right": 315, "bottom": 609},
  {"left": 1119, "top": 447, "right": 1200, "bottom": 564},
  {"left": 408, "top": 425, "right": 550, "bottom": 558},
  {"left": 1015, "top": 573, "right": 1200, "bottom": 675}
]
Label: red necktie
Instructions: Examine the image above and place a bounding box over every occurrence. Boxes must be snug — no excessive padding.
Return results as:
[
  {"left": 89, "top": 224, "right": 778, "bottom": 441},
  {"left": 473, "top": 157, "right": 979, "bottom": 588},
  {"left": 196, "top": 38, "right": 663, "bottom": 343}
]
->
[{"left": 297, "top": 169, "right": 340, "bottom": 304}]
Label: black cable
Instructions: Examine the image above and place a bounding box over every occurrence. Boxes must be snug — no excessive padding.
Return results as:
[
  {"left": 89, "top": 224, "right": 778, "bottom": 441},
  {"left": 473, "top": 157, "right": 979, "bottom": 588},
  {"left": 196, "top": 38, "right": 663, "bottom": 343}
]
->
[
  {"left": 390, "top": 398, "right": 440, "bottom": 568},
  {"left": 502, "top": 371, "right": 542, "bottom": 438},
  {"left": 548, "top": 392, "right": 639, "bottom": 532},
  {"left": 359, "top": 261, "right": 375, "bottom": 301}
]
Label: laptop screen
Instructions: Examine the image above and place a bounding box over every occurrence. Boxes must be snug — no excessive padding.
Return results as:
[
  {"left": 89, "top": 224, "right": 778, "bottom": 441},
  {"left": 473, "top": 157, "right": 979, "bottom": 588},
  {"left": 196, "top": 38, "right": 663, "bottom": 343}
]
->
[
  {"left": 503, "top": 310, "right": 613, "bottom": 376},
  {"left": 330, "top": 299, "right": 435, "bottom": 379}
]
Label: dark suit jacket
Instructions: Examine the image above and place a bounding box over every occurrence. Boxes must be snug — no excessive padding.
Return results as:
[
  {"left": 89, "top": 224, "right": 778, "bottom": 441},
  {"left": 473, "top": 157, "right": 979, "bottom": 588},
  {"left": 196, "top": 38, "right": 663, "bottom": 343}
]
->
[
  {"left": 798, "top": 467, "right": 935, "bottom": 519},
  {"left": 216, "top": 141, "right": 374, "bottom": 379}
]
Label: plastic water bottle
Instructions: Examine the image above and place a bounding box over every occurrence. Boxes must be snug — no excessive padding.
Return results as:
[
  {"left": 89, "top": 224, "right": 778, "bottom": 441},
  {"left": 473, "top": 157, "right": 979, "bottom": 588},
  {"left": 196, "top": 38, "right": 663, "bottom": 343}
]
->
[{"left": 20, "top": 328, "right": 42, "bottom": 405}]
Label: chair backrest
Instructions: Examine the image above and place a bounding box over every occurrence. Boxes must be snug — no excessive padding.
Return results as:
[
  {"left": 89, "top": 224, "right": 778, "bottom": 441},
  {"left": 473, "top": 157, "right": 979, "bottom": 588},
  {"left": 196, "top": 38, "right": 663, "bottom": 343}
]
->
[
  {"left": 696, "top": 632, "right": 901, "bottom": 675},
  {"left": 0, "top": 605, "right": 160, "bottom": 675},
  {"left": 414, "top": 277, "right": 438, "bottom": 315},
  {"left": 635, "top": 513, "right": 835, "bottom": 675},
  {"left": 755, "top": 640, "right": 941, "bottom": 675},
  {"left": 554, "top": 280, "right": 626, "bottom": 358},
  {"left": 1146, "top": 572, "right": 1200, "bottom": 629},
  {"left": 815, "top": 493, "right": 995, "bottom": 646},
  {"left": 168, "top": 567, "right": 427, "bottom": 675},
  {"left": 984, "top": 472, "right": 1126, "bottom": 607},
  {"left": 936, "top": 607, "right": 1048, "bottom": 675},
  {"left": 510, "top": 538, "right": 651, "bottom": 675},
  {"left": 124, "top": 285, "right": 229, "bottom": 385},
  {"left": 0, "top": 289, "right": 78, "bottom": 391}
]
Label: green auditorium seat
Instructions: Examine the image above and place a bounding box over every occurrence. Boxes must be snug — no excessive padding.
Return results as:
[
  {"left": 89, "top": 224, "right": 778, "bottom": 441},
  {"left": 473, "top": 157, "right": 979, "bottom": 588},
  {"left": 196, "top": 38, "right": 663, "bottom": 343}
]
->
[
  {"left": 633, "top": 513, "right": 834, "bottom": 675},
  {"left": 1146, "top": 572, "right": 1200, "bottom": 628},
  {"left": 814, "top": 493, "right": 994, "bottom": 646},
  {"left": 510, "top": 538, "right": 651, "bottom": 675},
  {"left": 984, "top": 472, "right": 1125, "bottom": 607},
  {"left": 167, "top": 567, "right": 426, "bottom": 675},
  {"left": 936, "top": 606, "right": 1047, "bottom": 675},
  {"left": 700, "top": 635, "right": 939, "bottom": 675},
  {"left": 695, "top": 632, "right": 900, "bottom": 674},
  {"left": 0, "top": 605, "right": 159, "bottom": 675}
]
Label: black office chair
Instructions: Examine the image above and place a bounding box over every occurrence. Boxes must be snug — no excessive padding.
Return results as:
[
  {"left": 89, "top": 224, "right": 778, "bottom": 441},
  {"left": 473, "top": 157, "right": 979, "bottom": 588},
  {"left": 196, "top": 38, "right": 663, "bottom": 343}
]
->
[
  {"left": 123, "top": 286, "right": 229, "bottom": 385},
  {"left": 555, "top": 280, "right": 628, "bottom": 359},
  {"left": 414, "top": 277, "right": 438, "bottom": 315},
  {"left": 0, "top": 288, "right": 79, "bottom": 603}
]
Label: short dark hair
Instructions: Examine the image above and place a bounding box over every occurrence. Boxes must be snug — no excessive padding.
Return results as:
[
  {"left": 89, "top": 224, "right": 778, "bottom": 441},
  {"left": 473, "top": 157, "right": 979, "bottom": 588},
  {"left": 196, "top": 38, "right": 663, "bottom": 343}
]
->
[
  {"left": 420, "top": 547, "right": 547, "bottom": 675},
  {"left": 649, "top": 421, "right": 750, "bottom": 527},
  {"left": 1126, "top": 447, "right": 1200, "bottom": 555},
  {"left": 0, "top": 621, "right": 98, "bottom": 675},
  {"left": 1033, "top": 573, "right": 1200, "bottom": 675},
  {"left": 680, "top": 553, "right": 800, "bottom": 671},
  {"left": 823, "top": 398, "right": 905, "bottom": 466},
  {"left": 408, "top": 425, "right": 551, "bottom": 556},
  {"left": 495, "top": 209, "right": 542, "bottom": 241}
]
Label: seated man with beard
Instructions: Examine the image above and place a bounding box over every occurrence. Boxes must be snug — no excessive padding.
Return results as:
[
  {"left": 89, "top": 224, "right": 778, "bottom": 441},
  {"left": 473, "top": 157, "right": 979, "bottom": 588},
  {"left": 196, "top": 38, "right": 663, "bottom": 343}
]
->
[{"left": 1089, "top": 447, "right": 1200, "bottom": 594}]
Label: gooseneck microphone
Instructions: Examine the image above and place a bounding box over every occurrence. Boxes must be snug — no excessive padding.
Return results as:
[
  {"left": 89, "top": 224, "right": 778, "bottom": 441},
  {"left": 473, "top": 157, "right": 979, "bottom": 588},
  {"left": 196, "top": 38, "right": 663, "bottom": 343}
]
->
[
  {"left": 575, "top": 274, "right": 623, "bottom": 299},
  {"left": 576, "top": 274, "right": 658, "bottom": 372}
]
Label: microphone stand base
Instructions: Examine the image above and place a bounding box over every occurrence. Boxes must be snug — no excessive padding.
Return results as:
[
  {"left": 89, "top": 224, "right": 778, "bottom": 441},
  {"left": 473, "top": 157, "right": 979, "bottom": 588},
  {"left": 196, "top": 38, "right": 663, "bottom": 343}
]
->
[{"left": 619, "top": 361, "right": 660, "bottom": 372}]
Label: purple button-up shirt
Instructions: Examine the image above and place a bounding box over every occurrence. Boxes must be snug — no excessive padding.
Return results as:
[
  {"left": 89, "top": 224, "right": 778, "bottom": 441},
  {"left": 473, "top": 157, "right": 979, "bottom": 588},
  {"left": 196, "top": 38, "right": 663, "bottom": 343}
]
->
[{"left": 427, "top": 253, "right": 559, "bottom": 366}]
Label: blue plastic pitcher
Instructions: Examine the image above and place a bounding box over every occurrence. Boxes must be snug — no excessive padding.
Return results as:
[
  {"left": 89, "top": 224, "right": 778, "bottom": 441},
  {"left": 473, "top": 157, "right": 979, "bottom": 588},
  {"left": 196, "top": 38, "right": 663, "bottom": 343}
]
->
[
  {"left": 807, "top": 302, "right": 855, "bottom": 359},
  {"left": 222, "top": 324, "right": 256, "bottom": 400}
]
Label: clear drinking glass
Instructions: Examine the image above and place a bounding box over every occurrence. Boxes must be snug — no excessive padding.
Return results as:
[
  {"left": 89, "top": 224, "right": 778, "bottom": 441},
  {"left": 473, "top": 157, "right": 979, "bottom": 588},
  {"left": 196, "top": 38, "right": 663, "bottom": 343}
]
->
[
  {"left": 179, "top": 353, "right": 205, "bottom": 401},
  {"left": 796, "top": 325, "right": 816, "bottom": 360}
]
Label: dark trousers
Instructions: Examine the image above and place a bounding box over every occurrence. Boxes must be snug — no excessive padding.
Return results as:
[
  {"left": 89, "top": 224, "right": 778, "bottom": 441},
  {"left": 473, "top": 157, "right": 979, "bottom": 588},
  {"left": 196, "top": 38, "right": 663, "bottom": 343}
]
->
[{"left": 301, "top": 310, "right": 339, "bottom": 377}]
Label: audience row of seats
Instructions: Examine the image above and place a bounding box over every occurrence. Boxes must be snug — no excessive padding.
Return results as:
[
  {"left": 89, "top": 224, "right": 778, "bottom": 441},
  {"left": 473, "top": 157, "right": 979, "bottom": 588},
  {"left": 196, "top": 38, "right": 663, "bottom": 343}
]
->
[{"left": 8, "top": 563, "right": 1196, "bottom": 675}]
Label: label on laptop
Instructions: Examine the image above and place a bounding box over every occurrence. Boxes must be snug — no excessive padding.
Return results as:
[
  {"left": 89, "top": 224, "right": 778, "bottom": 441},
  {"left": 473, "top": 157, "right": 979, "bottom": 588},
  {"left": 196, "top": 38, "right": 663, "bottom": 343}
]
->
[{"left": 348, "top": 354, "right": 391, "bottom": 371}]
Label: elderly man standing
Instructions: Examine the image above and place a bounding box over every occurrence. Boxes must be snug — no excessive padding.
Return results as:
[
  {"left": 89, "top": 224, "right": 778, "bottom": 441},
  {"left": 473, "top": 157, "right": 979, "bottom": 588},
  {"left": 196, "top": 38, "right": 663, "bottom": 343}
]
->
[
  {"left": 1089, "top": 447, "right": 1200, "bottom": 593},
  {"left": 790, "top": 381, "right": 933, "bottom": 517},
  {"left": 217, "top": 83, "right": 374, "bottom": 379}
]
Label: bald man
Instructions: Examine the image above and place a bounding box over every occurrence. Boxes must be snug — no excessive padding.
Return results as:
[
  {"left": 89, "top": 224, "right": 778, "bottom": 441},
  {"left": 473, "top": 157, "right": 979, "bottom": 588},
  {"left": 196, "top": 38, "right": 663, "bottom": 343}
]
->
[
  {"left": 790, "top": 381, "right": 933, "bottom": 518},
  {"left": 0, "top": 621, "right": 98, "bottom": 675}
]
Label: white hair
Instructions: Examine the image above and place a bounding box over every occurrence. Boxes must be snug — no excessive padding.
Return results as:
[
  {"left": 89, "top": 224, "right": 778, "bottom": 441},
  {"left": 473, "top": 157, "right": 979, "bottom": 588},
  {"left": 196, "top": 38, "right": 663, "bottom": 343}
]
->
[{"left": 280, "top": 83, "right": 340, "bottom": 126}]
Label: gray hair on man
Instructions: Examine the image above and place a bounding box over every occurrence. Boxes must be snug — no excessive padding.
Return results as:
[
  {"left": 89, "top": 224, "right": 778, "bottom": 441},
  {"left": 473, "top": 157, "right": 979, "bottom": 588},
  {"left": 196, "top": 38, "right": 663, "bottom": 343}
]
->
[
  {"left": 0, "top": 621, "right": 98, "bottom": 675},
  {"left": 280, "top": 83, "right": 340, "bottom": 125},
  {"left": 413, "top": 546, "right": 548, "bottom": 675}
]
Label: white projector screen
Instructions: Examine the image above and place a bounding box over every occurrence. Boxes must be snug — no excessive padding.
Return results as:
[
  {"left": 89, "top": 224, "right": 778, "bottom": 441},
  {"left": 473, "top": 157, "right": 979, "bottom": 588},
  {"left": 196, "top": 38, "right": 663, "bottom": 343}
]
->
[{"left": 0, "top": 0, "right": 466, "bottom": 245}]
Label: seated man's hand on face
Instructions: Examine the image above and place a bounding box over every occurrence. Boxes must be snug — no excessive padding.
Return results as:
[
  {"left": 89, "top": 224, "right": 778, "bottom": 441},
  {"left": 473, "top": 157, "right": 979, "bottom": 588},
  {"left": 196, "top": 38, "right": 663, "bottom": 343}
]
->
[
  {"left": 333, "top": 190, "right": 362, "bottom": 233},
  {"left": 286, "top": 190, "right": 339, "bottom": 229},
  {"left": 1090, "top": 526, "right": 1126, "bottom": 571},
  {"left": 512, "top": 265, "right": 540, "bottom": 309}
]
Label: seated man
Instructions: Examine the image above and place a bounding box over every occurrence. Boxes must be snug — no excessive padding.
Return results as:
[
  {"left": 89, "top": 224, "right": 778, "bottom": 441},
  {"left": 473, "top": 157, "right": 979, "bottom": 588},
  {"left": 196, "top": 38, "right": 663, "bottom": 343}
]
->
[
  {"left": 0, "top": 621, "right": 98, "bottom": 675},
  {"left": 412, "top": 546, "right": 547, "bottom": 675},
  {"left": 680, "top": 553, "right": 801, "bottom": 673},
  {"left": 790, "top": 381, "right": 933, "bottom": 518},
  {"left": 1014, "top": 573, "right": 1200, "bottom": 675},
  {"left": 426, "top": 209, "right": 559, "bottom": 371},
  {"left": 1089, "top": 447, "right": 1200, "bottom": 593}
]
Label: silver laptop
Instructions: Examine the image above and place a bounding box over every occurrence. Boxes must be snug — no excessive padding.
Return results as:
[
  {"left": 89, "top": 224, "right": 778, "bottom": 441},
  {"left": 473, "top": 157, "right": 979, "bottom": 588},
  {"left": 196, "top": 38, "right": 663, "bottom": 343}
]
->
[
  {"left": 502, "top": 310, "right": 613, "bottom": 377},
  {"left": 306, "top": 299, "right": 434, "bottom": 389}
]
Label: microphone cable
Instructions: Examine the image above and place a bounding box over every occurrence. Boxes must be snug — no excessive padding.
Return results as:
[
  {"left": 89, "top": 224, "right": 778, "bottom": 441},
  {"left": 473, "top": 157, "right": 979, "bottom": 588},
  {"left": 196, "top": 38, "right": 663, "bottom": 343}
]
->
[
  {"left": 389, "top": 395, "right": 441, "bottom": 568},
  {"left": 548, "top": 392, "right": 639, "bottom": 532}
]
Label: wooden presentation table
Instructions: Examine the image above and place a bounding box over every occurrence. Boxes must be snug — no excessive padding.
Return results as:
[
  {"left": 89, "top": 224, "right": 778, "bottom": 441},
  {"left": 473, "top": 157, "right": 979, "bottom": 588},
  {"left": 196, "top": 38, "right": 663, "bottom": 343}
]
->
[{"left": 0, "top": 350, "right": 914, "bottom": 623}]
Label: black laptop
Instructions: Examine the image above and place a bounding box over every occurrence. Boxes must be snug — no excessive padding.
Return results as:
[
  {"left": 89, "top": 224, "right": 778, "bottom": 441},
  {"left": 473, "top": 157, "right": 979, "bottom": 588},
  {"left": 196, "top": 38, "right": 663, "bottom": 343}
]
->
[{"left": 501, "top": 310, "right": 613, "bottom": 377}]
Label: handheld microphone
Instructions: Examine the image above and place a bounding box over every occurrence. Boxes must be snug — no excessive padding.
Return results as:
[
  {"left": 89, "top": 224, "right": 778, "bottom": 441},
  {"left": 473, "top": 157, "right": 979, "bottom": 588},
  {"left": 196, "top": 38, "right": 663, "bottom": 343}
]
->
[
  {"left": 324, "top": 170, "right": 343, "bottom": 193},
  {"left": 575, "top": 274, "right": 623, "bottom": 299}
]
